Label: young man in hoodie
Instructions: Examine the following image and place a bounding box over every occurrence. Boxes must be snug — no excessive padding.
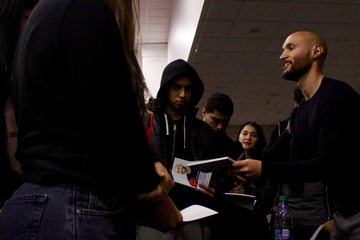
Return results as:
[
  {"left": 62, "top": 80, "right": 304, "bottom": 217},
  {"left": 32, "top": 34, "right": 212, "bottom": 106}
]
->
[{"left": 137, "top": 59, "right": 222, "bottom": 240}]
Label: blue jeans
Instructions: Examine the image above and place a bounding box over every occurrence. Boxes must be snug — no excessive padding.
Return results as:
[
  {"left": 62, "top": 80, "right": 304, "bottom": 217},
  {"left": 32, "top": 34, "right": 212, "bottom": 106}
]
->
[{"left": 0, "top": 182, "right": 129, "bottom": 240}]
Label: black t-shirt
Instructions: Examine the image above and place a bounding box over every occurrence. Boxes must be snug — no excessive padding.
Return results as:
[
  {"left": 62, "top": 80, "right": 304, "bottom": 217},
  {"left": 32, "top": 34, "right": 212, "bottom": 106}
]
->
[
  {"left": 13, "top": 0, "right": 158, "bottom": 196},
  {"left": 262, "top": 77, "right": 360, "bottom": 204}
]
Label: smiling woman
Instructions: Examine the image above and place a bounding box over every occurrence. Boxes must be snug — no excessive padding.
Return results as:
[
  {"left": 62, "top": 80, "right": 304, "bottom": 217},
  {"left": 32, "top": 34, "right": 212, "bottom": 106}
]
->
[{"left": 236, "top": 121, "right": 266, "bottom": 159}]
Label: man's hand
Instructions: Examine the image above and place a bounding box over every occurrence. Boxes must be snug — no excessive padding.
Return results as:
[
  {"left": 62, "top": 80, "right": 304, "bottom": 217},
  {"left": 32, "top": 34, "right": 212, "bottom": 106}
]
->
[
  {"left": 195, "top": 184, "right": 215, "bottom": 199},
  {"left": 151, "top": 196, "right": 183, "bottom": 231},
  {"left": 231, "top": 182, "right": 245, "bottom": 194},
  {"left": 232, "top": 159, "right": 262, "bottom": 181},
  {"left": 136, "top": 161, "right": 174, "bottom": 202}
]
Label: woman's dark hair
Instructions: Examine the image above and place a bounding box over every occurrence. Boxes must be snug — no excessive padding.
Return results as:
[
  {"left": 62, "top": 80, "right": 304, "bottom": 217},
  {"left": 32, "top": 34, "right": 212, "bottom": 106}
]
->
[
  {"left": 0, "top": 0, "right": 39, "bottom": 102},
  {"left": 236, "top": 121, "right": 266, "bottom": 159},
  {"left": 106, "top": 0, "right": 149, "bottom": 122}
]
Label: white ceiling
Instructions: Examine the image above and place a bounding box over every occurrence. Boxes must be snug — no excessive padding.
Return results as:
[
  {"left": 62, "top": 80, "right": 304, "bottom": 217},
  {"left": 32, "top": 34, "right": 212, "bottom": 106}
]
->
[{"left": 140, "top": 0, "right": 360, "bottom": 126}]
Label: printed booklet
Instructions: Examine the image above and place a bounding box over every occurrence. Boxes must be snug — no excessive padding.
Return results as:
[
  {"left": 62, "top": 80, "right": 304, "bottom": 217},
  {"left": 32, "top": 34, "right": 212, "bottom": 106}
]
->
[
  {"left": 172, "top": 157, "right": 257, "bottom": 212},
  {"left": 172, "top": 157, "right": 212, "bottom": 189},
  {"left": 185, "top": 156, "right": 235, "bottom": 172}
]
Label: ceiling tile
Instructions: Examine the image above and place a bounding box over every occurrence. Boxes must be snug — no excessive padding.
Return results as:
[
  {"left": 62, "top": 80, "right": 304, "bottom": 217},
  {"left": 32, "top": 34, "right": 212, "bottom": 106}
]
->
[
  {"left": 275, "top": 23, "right": 330, "bottom": 39},
  {"left": 206, "top": 0, "right": 244, "bottom": 21},
  {"left": 211, "top": 63, "right": 251, "bottom": 75},
  {"left": 201, "top": 21, "right": 233, "bottom": 37},
  {"left": 322, "top": 24, "right": 360, "bottom": 41},
  {"left": 335, "top": 4, "right": 360, "bottom": 24},
  {"left": 216, "top": 52, "right": 259, "bottom": 64},
  {"left": 246, "top": 64, "right": 281, "bottom": 75},
  {"left": 237, "top": 1, "right": 297, "bottom": 21},
  {"left": 325, "top": 40, "right": 358, "bottom": 54},
  {"left": 287, "top": 3, "right": 349, "bottom": 23},
  {"left": 229, "top": 21, "right": 282, "bottom": 38},
  {"left": 196, "top": 37, "right": 227, "bottom": 51},
  {"left": 223, "top": 38, "right": 270, "bottom": 52},
  {"left": 192, "top": 52, "right": 219, "bottom": 64}
]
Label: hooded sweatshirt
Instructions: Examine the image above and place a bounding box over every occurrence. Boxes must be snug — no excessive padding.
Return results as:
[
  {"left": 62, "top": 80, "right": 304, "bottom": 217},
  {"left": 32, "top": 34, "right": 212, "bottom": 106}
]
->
[{"left": 149, "top": 59, "right": 221, "bottom": 209}]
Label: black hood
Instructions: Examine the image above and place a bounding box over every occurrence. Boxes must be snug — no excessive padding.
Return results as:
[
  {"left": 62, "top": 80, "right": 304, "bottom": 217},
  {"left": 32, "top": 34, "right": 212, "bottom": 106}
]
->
[{"left": 157, "top": 59, "right": 204, "bottom": 108}]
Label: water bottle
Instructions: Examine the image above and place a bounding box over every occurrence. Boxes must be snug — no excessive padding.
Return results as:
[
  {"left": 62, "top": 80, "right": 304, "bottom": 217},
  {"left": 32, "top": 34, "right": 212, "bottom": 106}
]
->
[{"left": 274, "top": 195, "right": 294, "bottom": 240}]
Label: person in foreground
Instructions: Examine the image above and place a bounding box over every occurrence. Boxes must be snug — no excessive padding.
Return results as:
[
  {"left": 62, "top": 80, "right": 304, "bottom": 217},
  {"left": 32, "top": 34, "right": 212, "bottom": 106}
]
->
[
  {"left": 232, "top": 31, "right": 360, "bottom": 239},
  {"left": 0, "top": 0, "right": 181, "bottom": 239}
]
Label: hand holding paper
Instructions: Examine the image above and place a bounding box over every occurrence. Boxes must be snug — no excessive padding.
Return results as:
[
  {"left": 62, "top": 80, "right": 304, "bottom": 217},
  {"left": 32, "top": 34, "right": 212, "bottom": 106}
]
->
[{"left": 232, "top": 159, "right": 262, "bottom": 181}]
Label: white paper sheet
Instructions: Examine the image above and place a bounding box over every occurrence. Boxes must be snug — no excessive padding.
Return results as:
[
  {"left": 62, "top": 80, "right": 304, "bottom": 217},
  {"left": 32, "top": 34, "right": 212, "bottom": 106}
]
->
[{"left": 180, "top": 204, "right": 218, "bottom": 222}]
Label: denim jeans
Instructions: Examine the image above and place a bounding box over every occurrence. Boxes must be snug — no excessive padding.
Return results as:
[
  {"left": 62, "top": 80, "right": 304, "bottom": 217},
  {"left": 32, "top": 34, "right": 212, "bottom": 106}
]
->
[{"left": 0, "top": 182, "right": 129, "bottom": 240}]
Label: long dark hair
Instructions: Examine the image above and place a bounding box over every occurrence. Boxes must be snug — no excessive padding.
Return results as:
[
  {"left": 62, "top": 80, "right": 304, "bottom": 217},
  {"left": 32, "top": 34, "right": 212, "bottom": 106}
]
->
[
  {"left": 236, "top": 121, "right": 266, "bottom": 159},
  {"left": 106, "top": 0, "right": 149, "bottom": 122},
  {"left": 0, "top": 0, "right": 39, "bottom": 102}
]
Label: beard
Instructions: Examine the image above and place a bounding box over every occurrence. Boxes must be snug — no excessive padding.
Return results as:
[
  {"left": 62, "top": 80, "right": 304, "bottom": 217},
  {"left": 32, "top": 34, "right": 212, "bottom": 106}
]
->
[{"left": 282, "top": 52, "right": 312, "bottom": 81}]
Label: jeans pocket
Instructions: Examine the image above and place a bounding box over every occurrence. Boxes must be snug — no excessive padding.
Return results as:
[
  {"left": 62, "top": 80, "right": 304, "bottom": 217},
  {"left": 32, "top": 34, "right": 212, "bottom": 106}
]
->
[
  {"left": 75, "top": 196, "right": 127, "bottom": 239},
  {"left": 80, "top": 200, "right": 124, "bottom": 217},
  {"left": 0, "top": 194, "right": 47, "bottom": 240}
]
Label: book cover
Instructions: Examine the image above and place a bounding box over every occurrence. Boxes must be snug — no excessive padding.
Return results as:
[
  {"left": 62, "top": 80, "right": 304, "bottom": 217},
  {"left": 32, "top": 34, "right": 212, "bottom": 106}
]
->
[
  {"left": 172, "top": 157, "right": 212, "bottom": 189},
  {"left": 185, "top": 156, "right": 235, "bottom": 172}
]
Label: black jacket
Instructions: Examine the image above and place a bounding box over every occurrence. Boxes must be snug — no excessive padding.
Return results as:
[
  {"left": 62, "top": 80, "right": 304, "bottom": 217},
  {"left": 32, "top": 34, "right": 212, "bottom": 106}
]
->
[{"left": 149, "top": 59, "right": 221, "bottom": 210}]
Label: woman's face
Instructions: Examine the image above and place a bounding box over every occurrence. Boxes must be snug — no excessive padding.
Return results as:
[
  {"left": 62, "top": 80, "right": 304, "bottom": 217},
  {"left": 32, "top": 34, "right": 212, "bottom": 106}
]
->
[{"left": 239, "top": 125, "right": 258, "bottom": 152}]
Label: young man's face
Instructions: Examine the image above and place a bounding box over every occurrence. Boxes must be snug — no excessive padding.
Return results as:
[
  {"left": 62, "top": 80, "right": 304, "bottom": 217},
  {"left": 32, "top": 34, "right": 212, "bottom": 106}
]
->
[
  {"left": 280, "top": 32, "right": 313, "bottom": 81},
  {"left": 202, "top": 108, "right": 231, "bottom": 134},
  {"left": 166, "top": 77, "right": 193, "bottom": 117}
]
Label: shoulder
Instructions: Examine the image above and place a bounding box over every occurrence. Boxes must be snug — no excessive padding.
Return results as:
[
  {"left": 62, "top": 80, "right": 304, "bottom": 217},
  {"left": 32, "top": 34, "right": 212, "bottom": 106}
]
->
[
  {"left": 321, "top": 78, "right": 358, "bottom": 96},
  {"left": 189, "top": 119, "right": 217, "bottom": 142},
  {"left": 311, "top": 77, "right": 360, "bottom": 107},
  {"left": 192, "top": 118, "right": 214, "bottom": 132}
]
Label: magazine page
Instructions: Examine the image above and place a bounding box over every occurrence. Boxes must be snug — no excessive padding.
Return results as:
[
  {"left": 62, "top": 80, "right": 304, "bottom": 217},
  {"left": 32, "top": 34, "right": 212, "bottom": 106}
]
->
[{"left": 172, "top": 158, "right": 212, "bottom": 189}]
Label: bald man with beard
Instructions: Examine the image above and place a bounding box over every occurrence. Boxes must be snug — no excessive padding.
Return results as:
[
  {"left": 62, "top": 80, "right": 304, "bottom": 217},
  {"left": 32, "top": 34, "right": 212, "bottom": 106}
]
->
[{"left": 232, "top": 31, "right": 360, "bottom": 239}]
